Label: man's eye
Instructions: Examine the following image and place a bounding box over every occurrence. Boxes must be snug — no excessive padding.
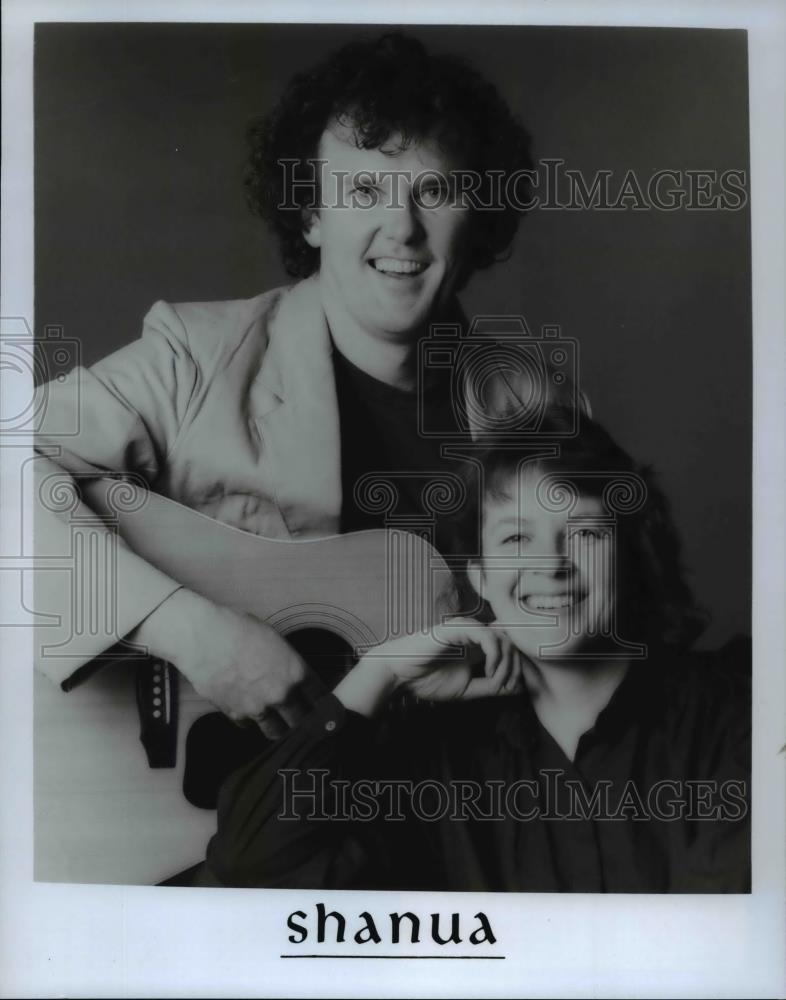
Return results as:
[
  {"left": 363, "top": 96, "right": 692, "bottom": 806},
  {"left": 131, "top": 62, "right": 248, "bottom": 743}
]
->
[{"left": 416, "top": 184, "right": 448, "bottom": 207}]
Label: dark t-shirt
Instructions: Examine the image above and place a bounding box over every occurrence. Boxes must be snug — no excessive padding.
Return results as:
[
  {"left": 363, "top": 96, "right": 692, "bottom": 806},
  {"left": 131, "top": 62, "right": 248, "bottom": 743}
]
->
[{"left": 332, "top": 345, "right": 466, "bottom": 556}]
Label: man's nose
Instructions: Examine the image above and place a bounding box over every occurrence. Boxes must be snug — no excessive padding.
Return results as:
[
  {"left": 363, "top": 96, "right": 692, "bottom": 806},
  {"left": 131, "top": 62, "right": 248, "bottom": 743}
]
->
[{"left": 382, "top": 197, "right": 424, "bottom": 244}]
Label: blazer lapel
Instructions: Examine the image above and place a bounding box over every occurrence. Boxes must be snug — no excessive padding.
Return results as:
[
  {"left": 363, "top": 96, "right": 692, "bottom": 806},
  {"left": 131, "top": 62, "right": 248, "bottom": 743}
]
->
[{"left": 251, "top": 278, "right": 342, "bottom": 538}]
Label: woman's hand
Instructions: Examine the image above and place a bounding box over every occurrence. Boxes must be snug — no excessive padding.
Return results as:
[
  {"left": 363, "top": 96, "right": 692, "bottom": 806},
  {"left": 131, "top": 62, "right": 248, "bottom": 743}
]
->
[
  {"left": 378, "top": 617, "right": 522, "bottom": 702},
  {"left": 335, "top": 617, "right": 522, "bottom": 717}
]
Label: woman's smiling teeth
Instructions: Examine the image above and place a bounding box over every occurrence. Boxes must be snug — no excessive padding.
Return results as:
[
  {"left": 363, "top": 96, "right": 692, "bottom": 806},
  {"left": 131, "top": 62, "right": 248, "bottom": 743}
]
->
[
  {"left": 521, "top": 593, "right": 582, "bottom": 611},
  {"left": 370, "top": 257, "right": 429, "bottom": 275}
]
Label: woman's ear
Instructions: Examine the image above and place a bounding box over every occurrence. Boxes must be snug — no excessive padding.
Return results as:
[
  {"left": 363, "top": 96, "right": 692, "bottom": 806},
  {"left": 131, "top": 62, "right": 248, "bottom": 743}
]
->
[{"left": 302, "top": 209, "right": 321, "bottom": 249}]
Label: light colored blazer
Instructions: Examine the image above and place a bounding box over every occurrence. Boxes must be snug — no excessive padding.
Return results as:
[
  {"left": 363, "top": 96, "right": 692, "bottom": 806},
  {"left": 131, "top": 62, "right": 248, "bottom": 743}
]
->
[
  {"left": 33, "top": 277, "right": 583, "bottom": 689},
  {"left": 34, "top": 277, "right": 348, "bottom": 688}
]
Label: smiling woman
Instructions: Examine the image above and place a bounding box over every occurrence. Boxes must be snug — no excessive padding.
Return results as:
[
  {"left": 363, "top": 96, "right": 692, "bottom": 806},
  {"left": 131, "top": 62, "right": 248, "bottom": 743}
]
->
[
  {"left": 460, "top": 409, "right": 709, "bottom": 655},
  {"left": 202, "top": 409, "right": 750, "bottom": 892}
]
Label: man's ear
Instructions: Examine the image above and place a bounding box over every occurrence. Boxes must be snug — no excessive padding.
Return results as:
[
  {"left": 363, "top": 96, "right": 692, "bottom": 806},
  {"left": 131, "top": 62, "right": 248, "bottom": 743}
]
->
[
  {"left": 465, "top": 559, "right": 484, "bottom": 600},
  {"left": 302, "top": 209, "right": 321, "bottom": 249}
]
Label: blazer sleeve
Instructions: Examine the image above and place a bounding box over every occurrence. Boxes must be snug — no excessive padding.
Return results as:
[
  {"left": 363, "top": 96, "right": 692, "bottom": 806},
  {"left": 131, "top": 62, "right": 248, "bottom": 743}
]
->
[{"left": 33, "top": 300, "right": 201, "bottom": 689}]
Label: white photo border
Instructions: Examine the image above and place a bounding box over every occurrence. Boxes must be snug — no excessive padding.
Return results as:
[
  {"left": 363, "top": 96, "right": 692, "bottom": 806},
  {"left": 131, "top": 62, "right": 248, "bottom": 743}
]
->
[{"left": 1, "top": 1, "right": 784, "bottom": 997}]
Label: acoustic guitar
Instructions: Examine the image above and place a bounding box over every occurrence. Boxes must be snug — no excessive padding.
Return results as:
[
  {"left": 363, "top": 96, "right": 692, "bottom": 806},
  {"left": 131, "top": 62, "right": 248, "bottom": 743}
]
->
[{"left": 34, "top": 479, "right": 459, "bottom": 885}]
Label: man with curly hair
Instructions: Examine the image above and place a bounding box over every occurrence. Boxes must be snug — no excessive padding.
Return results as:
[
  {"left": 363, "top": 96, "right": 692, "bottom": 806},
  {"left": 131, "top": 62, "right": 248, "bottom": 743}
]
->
[{"left": 35, "top": 33, "right": 535, "bottom": 737}]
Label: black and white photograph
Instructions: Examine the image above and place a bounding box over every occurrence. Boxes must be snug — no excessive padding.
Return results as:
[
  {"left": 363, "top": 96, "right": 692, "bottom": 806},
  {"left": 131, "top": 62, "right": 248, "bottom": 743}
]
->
[{"left": 1, "top": 2, "right": 784, "bottom": 997}]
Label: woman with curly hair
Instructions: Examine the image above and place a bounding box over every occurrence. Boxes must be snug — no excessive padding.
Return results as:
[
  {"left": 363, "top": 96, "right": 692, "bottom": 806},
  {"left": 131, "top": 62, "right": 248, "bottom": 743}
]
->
[{"left": 203, "top": 411, "right": 750, "bottom": 892}]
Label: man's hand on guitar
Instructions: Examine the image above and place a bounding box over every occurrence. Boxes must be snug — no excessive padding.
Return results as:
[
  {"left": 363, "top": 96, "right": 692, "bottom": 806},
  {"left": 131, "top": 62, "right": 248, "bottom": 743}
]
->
[
  {"left": 131, "top": 589, "right": 326, "bottom": 738},
  {"left": 336, "top": 617, "right": 523, "bottom": 718}
]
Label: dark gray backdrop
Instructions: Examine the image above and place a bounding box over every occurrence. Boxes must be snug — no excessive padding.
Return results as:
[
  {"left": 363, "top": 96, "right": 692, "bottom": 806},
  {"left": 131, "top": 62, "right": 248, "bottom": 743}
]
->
[{"left": 35, "top": 23, "right": 751, "bottom": 647}]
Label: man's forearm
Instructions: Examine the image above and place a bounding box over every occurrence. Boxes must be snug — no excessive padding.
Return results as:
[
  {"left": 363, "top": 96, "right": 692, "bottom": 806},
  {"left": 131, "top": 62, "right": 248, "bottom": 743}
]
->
[
  {"left": 32, "top": 455, "right": 181, "bottom": 687},
  {"left": 127, "top": 587, "right": 203, "bottom": 667}
]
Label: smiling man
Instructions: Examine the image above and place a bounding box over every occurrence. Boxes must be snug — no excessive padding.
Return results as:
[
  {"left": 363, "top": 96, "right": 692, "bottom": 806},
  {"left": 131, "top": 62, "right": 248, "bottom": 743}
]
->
[
  {"left": 303, "top": 124, "right": 471, "bottom": 383},
  {"left": 34, "top": 33, "right": 533, "bottom": 742}
]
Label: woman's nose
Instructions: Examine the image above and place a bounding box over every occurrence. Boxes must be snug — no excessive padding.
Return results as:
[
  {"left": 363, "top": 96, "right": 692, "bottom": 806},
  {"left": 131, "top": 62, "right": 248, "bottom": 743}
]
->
[{"left": 530, "top": 534, "right": 574, "bottom": 576}]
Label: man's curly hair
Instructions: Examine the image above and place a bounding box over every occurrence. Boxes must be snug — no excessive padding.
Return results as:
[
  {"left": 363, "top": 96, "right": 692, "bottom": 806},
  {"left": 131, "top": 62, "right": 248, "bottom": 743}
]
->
[{"left": 245, "top": 32, "right": 534, "bottom": 282}]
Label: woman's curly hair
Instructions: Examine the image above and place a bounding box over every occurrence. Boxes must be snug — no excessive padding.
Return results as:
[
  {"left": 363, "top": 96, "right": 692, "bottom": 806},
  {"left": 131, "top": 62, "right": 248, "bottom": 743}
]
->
[
  {"left": 245, "top": 32, "right": 534, "bottom": 282},
  {"left": 454, "top": 410, "right": 709, "bottom": 652}
]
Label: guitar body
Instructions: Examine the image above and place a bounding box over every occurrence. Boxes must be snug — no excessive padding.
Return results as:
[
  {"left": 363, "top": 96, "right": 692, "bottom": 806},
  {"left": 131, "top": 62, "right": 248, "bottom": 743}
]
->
[{"left": 34, "top": 481, "right": 458, "bottom": 885}]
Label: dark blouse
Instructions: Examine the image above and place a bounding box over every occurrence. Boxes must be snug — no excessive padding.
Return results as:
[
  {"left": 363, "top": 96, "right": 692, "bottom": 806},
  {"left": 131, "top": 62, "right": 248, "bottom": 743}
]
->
[{"left": 203, "top": 637, "right": 750, "bottom": 893}]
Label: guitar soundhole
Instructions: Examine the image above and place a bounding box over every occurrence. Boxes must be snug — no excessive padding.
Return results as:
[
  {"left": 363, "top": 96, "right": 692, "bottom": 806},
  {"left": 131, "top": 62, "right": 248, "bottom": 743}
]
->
[{"left": 286, "top": 627, "right": 356, "bottom": 692}]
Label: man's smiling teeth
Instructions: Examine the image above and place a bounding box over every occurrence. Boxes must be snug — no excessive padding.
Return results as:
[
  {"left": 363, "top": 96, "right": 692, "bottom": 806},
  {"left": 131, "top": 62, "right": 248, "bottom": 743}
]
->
[
  {"left": 522, "top": 594, "right": 577, "bottom": 610},
  {"left": 371, "top": 258, "right": 428, "bottom": 275}
]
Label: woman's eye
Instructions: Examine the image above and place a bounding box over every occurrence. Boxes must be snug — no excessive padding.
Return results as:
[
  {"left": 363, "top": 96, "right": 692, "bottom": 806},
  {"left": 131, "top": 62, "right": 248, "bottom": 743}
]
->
[
  {"left": 575, "top": 528, "right": 601, "bottom": 541},
  {"left": 502, "top": 533, "right": 529, "bottom": 545}
]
